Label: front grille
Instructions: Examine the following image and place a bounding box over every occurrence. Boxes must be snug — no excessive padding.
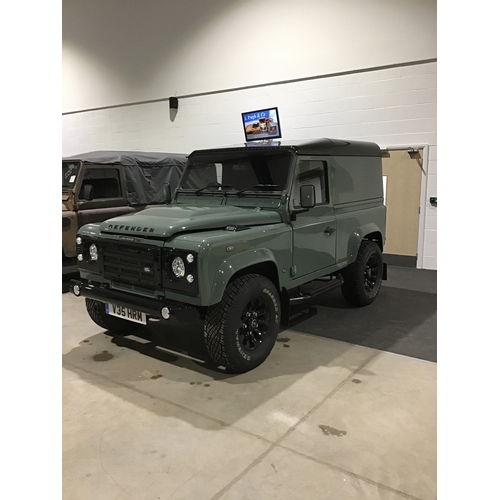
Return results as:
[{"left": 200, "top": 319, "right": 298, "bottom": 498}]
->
[{"left": 102, "top": 242, "right": 161, "bottom": 289}]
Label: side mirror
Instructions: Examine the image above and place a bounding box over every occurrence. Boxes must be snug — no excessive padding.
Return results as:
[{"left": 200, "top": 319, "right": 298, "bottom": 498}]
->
[
  {"left": 163, "top": 183, "right": 172, "bottom": 204},
  {"left": 300, "top": 184, "right": 316, "bottom": 209}
]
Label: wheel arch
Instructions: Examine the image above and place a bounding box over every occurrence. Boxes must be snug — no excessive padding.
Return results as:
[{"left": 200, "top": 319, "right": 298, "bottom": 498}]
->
[
  {"left": 208, "top": 249, "right": 281, "bottom": 305},
  {"left": 347, "top": 223, "right": 384, "bottom": 264}
]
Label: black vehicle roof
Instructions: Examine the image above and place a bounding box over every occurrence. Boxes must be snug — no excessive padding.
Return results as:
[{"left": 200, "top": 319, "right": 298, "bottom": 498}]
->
[
  {"left": 63, "top": 150, "right": 187, "bottom": 167},
  {"left": 189, "top": 138, "right": 381, "bottom": 158}
]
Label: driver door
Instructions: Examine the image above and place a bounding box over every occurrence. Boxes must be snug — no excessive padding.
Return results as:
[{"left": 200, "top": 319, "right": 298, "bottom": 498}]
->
[{"left": 290, "top": 158, "right": 337, "bottom": 279}]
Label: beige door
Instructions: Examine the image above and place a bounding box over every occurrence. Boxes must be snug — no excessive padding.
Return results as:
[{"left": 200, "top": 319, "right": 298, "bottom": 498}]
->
[{"left": 382, "top": 149, "right": 423, "bottom": 266}]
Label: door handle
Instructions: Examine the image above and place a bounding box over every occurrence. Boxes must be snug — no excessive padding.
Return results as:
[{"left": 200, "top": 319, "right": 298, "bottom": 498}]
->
[{"left": 324, "top": 226, "right": 335, "bottom": 235}]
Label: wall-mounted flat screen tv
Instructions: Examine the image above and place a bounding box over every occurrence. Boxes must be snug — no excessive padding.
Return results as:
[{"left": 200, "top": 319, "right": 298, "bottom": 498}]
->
[{"left": 241, "top": 107, "right": 282, "bottom": 142}]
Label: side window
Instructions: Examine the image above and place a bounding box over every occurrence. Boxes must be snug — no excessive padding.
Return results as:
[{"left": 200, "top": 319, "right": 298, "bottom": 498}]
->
[
  {"left": 78, "top": 168, "right": 122, "bottom": 200},
  {"left": 291, "top": 160, "right": 329, "bottom": 208}
]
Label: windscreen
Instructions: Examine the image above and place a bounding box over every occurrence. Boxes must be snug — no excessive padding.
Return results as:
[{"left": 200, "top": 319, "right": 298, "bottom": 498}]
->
[
  {"left": 62, "top": 161, "right": 80, "bottom": 188},
  {"left": 179, "top": 151, "right": 292, "bottom": 193}
]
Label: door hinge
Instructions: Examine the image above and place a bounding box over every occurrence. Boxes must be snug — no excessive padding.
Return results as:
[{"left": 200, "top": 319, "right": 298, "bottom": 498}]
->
[{"left": 290, "top": 265, "right": 297, "bottom": 277}]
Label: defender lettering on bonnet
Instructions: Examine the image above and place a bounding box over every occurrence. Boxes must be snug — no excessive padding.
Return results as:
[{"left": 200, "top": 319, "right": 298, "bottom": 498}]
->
[
  {"left": 72, "top": 138, "right": 387, "bottom": 375},
  {"left": 107, "top": 224, "right": 155, "bottom": 232}
]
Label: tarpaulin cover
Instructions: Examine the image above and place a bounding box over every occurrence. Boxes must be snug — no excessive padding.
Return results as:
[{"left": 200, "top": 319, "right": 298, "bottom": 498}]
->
[{"left": 64, "top": 151, "right": 187, "bottom": 205}]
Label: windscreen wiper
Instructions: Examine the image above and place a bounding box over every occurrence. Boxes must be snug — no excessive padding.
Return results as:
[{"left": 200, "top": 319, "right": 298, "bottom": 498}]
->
[
  {"left": 235, "top": 184, "right": 280, "bottom": 195},
  {"left": 194, "top": 182, "right": 233, "bottom": 195}
]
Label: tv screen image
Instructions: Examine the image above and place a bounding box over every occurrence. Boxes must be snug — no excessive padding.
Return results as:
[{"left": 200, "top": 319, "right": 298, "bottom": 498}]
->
[{"left": 241, "top": 107, "right": 282, "bottom": 142}]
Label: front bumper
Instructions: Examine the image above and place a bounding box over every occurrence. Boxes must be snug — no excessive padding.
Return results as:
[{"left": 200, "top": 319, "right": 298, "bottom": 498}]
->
[{"left": 70, "top": 279, "right": 202, "bottom": 323}]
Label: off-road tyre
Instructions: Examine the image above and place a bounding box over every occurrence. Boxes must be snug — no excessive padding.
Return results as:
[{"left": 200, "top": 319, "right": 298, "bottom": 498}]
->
[
  {"left": 85, "top": 298, "right": 136, "bottom": 334},
  {"left": 341, "top": 241, "right": 383, "bottom": 307},
  {"left": 204, "top": 274, "right": 281, "bottom": 373}
]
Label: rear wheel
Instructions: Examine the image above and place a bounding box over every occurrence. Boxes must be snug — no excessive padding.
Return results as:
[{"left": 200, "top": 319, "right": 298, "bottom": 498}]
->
[
  {"left": 85, "top": 298, "right": 136, "bottom": 334},
  {"left": 204, "top": 274, "right": 280, "bottom": 373},
  {"left": 341, "top": 241, "right": 383, "bottom": 306}
]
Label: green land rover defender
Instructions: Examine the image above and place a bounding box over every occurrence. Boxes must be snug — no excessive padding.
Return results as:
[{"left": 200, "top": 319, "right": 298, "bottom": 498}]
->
[{"left": 70, "top": 138, "right": 387, "bottom": 373}]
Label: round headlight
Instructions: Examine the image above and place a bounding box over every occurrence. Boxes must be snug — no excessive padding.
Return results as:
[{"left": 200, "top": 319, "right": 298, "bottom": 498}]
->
[
  {"left": 76, "top": 236, "right": 82, "bottom": 245},
  {"left": 172, "top": 257, "right": 185, "bottom": 278},
  {"left": 186, "top": 253, "right": 194, "bottom": 263},
  {"left": 89, "top": 243, "right": 98, "bottom": 261}
]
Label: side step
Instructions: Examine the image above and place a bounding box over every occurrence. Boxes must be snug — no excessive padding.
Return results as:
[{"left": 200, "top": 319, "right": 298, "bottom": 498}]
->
[{"left": 289, "top": 276, "right": 344, "bottom": 306}]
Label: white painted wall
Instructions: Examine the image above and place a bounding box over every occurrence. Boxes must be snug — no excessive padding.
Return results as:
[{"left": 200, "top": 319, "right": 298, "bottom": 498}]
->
[
  {"left": 62, "top": 0, "right": 437, "bottom": 269},
  {"left": 63, "top": 0, "right": 436, "bottom": 113}
]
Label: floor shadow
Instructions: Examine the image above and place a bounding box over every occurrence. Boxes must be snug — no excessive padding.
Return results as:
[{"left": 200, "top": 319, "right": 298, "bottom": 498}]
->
[
  {"left": 105, "top": 319, "right": 231, "bottom": 377},
  {"left": 62, "top": 315, "right": 374, "bottom": 431}
]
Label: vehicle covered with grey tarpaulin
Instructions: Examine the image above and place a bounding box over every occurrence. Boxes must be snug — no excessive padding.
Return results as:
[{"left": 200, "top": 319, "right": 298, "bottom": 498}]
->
[{"left": 62, "top": 150, "right": 187, "bottom": 264}]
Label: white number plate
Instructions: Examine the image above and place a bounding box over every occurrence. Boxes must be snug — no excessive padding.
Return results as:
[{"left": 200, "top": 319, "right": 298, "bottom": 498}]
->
[{"left": 105, "top": 303, "right": 147, "bottom": 325}]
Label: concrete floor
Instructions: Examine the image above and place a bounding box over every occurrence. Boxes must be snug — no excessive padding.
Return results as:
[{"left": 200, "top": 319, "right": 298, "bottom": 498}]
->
[{"left": 62, "top": 286, "right": 436, "bottom": 500}]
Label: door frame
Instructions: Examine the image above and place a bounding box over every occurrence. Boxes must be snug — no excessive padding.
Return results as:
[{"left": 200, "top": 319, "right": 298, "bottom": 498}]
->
[
  {"left": 289, "top": 155, "right": 337, "bottom": 279},
  {"left": 380, "top": 144, "right": 429, "bottom": 269}
]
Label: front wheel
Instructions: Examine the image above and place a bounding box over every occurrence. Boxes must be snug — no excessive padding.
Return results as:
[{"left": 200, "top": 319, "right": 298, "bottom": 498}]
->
[
  {"left": 341, "top": 241, "right": 383, "bottom": 307},
  {"left": 204, "top": 274, "right": 281, "bottom": 373}
]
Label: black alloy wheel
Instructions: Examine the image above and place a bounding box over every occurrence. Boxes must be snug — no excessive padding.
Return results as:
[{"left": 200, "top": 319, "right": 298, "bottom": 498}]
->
[
  {"left": 363, "top": 254, "right": 380, "bottom": 293},
  {"left": 238, "top": 297, "right": 272, "bottom": 353},
  {"left": 341, "top": 240, "right": 383, "bottom": 307}
]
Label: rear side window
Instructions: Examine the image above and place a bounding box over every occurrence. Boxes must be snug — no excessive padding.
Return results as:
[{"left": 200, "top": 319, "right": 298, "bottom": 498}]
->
[
  {"left": 78, "top": 168, "right": 122, "bottom": 200},
  {"left": 291, "top": 160, "right": 329, "bottom": 208}
]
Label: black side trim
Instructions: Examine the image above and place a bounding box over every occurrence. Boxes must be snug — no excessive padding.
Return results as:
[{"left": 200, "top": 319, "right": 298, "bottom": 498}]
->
[{"left": 289, "top": 277, "right": 344, "bottom": 305}]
